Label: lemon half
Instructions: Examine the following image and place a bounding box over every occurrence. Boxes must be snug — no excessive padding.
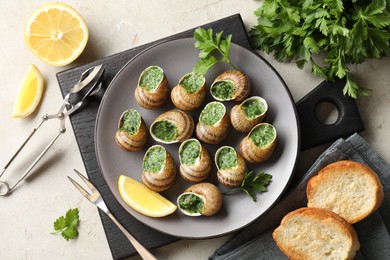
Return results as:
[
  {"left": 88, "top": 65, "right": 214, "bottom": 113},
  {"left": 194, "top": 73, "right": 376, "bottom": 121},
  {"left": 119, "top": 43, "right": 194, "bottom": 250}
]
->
[
  {"left": 118, "top": 175, "right": 177, "bottom": 217},
  {"left": 12, "top": 64, "right": 44, "bottom": 118},
  {"left": 24, "top": 3, "right": 88, "bottom": 66}
]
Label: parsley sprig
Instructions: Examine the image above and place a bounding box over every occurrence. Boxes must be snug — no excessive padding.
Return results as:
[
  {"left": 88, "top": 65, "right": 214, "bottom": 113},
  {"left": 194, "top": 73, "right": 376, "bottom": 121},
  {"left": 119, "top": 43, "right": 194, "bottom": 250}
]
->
[
  {"left": 224, "top": 171, "right": 272, "bottom": 202},
  {"left": 249, "top": 0, "right": 390, "bottom": 98},
  {"left": 51, "top": 208, "right": 80, "bottom": 241},
  {"left": 193, "top": 27, "right": 238, "bottom": 75}
]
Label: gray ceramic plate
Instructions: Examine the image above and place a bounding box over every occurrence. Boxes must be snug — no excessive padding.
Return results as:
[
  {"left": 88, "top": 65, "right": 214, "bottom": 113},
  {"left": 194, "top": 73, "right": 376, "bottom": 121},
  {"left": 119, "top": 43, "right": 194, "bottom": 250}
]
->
[{"left": 95, "top": 38, "right": 299, "bottom": 238}]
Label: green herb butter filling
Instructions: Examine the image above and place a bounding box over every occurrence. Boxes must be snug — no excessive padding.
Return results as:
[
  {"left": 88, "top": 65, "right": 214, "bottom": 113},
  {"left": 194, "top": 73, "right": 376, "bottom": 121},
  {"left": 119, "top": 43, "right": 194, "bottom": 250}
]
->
[
  {"left": 143, "top": 146, "right": 166, "bottom": 172},
  {"left": 139, "top": 66, "right": 164, "bottom": 91},
  {"left": 119, "top": 109, "right": 141, "bottom": 135},
  {"left": 178, "top": 193, "right": 204, "bottom": 214},
  {"left": 242, "top": 99, "right": 265, "bottom": 120},
  {"left": 217, "top": 147, "right": 238, "bottom": 170},
  {"left": 249, "top": 124, "right": 276, "bottom": 147},
  {"left": 199, "top": 102, "right": 225, "bottom": 126},
  {"left": 210, "top": 80, "right": 234, "bottom": 100},
  {"left": 179, "top": 139, "right": 201, "bottom": 165},
  {"left": 180, "top": 73, "right": 204, "bottom": 94},
  {"left": 151, "top": 120, "right": 178, "bottom": 142}
]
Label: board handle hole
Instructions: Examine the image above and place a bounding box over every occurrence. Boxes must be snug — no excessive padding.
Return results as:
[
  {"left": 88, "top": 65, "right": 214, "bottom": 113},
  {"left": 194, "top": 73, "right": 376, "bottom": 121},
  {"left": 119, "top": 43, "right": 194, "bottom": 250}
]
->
[{"left": 315, "top": 101, "right": 339, "bottom": 125}]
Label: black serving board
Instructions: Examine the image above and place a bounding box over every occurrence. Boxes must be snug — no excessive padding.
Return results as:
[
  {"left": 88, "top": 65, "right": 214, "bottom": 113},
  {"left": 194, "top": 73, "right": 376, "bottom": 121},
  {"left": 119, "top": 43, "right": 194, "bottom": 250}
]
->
[{"left": 56, "top": 14, "right": 363, "bottom": 259}]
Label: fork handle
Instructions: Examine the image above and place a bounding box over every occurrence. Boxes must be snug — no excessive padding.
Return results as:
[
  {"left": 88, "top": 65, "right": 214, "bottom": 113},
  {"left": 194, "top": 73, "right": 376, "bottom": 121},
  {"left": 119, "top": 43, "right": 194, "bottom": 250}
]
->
[{"left": 106, "top": 212, "right": 158, "bottom": 260}]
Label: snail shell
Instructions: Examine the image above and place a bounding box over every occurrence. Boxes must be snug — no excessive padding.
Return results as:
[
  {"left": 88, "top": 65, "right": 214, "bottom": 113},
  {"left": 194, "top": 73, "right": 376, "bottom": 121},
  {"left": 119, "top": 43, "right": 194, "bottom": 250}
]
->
[
  {"left": 135, "top": 65, "right": 169, "bottom": 109},
  {"left": 240, "top": 123, "right": 277, "bottom": 164},
  {"left": 150, "top": 109, "right": 195, "bottom": 144},
  {"left": 177, "top": 183, "right": 222, "bottom": 216},
  {"left": 178, "top": 138, "right": 212, "bottom": 182},
  {"left": 171, "top": 72, "right": 206, "bottom": 110},
  {"left": 141, "top": 145, "right": 177, "bottom": 192},
  {"left": 210, "top": 70, "right": 251, "bottom": 102},
  {"left": 195, "top": 101, "right": 230, "bottom": 145},
  {"left": 215, "top": 146, "right": 247, "bottom": 188},
  {"left": 230, "top": 96, "right": 268, "bottom": 133},
  {"left": 115, "top": 109, "right": 147, "bottom": 151}
]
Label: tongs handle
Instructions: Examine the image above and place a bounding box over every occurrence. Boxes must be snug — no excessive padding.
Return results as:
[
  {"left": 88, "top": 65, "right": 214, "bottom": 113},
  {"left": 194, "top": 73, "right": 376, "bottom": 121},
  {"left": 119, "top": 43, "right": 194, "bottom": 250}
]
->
[
  {"left": 1, "top": 118, "right": 45, "bottom": 177},
  {"left": 0, "top": 117, "right": 64, "bottom": 196}
]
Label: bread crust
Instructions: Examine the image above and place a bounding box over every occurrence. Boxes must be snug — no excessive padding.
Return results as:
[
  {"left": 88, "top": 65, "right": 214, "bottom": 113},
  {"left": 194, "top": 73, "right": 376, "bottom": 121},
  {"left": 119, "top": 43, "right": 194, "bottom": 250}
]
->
[
  {"left": 273, "top": 207, "right": 360, "bottom": 260},
  {"left": 306, "top": 160, "right": 384, "bottom": 224}
]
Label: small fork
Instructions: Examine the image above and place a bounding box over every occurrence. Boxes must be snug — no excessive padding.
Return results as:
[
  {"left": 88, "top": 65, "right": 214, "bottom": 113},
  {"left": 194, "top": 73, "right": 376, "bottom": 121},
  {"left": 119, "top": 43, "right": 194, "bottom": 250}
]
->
[{"left": 68, "top": 169, "right": 157, "bottom": 260}]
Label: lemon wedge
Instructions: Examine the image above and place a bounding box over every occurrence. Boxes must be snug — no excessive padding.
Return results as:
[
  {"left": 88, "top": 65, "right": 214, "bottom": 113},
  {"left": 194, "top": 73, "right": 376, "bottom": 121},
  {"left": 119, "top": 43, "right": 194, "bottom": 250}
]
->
[
  {"left": 118, "top": 175, "right": 177, "bottom": 217},
  {"left": 12, "top": 64, "right": 44, "bottom": 118},
  {"left": 24, "top": 3, "right": 88, "bottom": 66}
]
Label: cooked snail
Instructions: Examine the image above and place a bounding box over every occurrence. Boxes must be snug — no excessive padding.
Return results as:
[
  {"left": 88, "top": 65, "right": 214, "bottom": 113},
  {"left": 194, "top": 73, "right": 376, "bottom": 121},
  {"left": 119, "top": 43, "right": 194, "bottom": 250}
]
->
[
  {"left": 215, "top": 146, "right": 247, "bottom": 188},
  {"left": 230, "top": 96, "right": 268, "bottom": 132},
  {"left": 150, "top": 109, "right": 195, "bottom": 144},
  {"left": 240, "top": 123, "right": 277, "bottom": 164},
  {"left": 195, "top": 101, "right": 230, "bottom": 144},
  {"left": 115, "top": 109, "right": 147, "bottom": 151},
  {"left": 178, "top": 138, "right": 212, "bottom": 182},
  {"left": 171, "top": 72, "right": 206, "bottom": 110},
  {"left": 210, "top": 70, "right": 251, "bottom": 102},
  {"left": 177, "top": 183, "right": 222, "bottom": 216},
  {"left": 141, "top": 145, "right": 177, "bottom": 192},
  {"left": 135, "top": 65, "right": 169, "bottom": 109}
]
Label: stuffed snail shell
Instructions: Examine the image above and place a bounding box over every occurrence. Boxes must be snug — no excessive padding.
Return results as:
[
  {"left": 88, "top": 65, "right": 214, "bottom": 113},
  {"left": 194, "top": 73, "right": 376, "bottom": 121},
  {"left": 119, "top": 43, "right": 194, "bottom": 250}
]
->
[
  {"left": 150, "top": 109, "right": 195, "bottom": 144},
  {"left": 115, "top": 109, "right": 147, "bottom": 151},
  {"left": 210, "top": 70, "right": 251, "bottom": 102},
  {"left": 171, "top": 72, "right": 206, "bottom": 110},
  {"left": 230, "top": 96, "right": 268, "bottom": 133},
  {"left": 141, "top": 145, "right": 177, "bottom": 192},
  {"left": 178, "top": 138, "right": 212, "bottom": 182},
  {"left": 135, "top": 65, "right": 169, "bottom": 109},
  {"left": 177, "top": 183, "right": 222, "bottom": 216},
  {"left": 196, "top": 101, "right": 230, "bottom": 144},
  {"left": 240, "top": 123, "right": 277, "bottom": 164},
  {"left": 215, "top": 146, "right": 247, "bottom": 188}
]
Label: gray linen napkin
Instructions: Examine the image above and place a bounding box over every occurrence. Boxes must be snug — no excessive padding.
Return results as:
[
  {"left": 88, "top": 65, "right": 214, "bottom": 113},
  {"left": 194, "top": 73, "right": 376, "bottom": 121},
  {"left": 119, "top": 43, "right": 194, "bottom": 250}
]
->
[{"left": 210, "top": 133, "right": 390, "bottom": 260}]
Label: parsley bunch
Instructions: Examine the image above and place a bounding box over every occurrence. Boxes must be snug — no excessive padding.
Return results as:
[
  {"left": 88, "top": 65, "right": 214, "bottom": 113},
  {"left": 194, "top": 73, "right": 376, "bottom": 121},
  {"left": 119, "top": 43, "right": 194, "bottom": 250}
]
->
[
  {"left": 193, "top": 27, "right": 238, "bottom": 75},
  {"left": 249, "top": 0, "right": 390, "bottom": 98},
  {"left": 224, "top": 171, "right": 272, "bottom": 202},
  {"left": 51, "top": 208, "right": 80, "bottom": 241}
]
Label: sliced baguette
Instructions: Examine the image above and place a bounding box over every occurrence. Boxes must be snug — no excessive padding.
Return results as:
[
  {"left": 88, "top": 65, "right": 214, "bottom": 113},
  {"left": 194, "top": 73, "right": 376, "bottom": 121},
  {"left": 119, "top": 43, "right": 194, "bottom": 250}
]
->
[
  {"left": 307, "top": 160, "right": 384, "bottom": 224},
  {"left": 273, "top": 207, "right": 360, "bottom": 260}
]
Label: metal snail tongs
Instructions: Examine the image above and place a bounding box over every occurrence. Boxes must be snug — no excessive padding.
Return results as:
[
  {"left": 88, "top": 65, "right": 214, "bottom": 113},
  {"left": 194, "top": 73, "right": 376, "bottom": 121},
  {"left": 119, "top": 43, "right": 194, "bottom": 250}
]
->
[{"left": 0, "top": 65, "right": 105, "bottom": 196}]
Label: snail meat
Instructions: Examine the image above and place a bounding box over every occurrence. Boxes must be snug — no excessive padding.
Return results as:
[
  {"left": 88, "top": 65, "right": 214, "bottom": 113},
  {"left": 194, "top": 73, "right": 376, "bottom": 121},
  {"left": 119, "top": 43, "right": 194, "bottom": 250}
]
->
[
  {"left": 210, "top": 70, "right": 251, "bottom": 102},
  {"left": 196, "top": 101, "right": 230, "bottom": 144},
  {"left": 215, "top": 146, "right": 247, "bottom": 188},
  {"left": 171, "top": 72, "right": 206, "bottom": 110},
  {"left": 177, "top": 183, "right": 222, "bottom": 216},
  {"left": 115, "top": 109, "right": 147, "bottom": 151},
  {"left": 135, "top": 65, "right": 169, "bottom": 109},
  {"left": 179, "top": 138, "right": 212, "bottom": 182},
  {"left": 240, "top": 123, "right": 277, "bottom": 164},
  {"left": 150, "top": 109, "right": 195, "bottom": 144},
  {"left": 142, "top": 145, "right": 177, "bottom": 192},
  {"left": 230, "top": 96, "right": 268, "bottom": 132}
]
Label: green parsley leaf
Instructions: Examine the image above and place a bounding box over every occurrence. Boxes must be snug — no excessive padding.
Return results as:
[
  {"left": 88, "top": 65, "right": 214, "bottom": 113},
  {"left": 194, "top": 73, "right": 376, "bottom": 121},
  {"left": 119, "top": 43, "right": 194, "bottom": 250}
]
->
[
  {"left": 51, "top": 208, "right": 80, "bottom": 241},
  {"left": 192, "top": 27, "right": 238, "bottom": 75},
  {"left": 224, "top": 171, "right": 272, "bottom": 202},
  {"left": 249, "top": 0, "right": 390, "bottom": 98}
]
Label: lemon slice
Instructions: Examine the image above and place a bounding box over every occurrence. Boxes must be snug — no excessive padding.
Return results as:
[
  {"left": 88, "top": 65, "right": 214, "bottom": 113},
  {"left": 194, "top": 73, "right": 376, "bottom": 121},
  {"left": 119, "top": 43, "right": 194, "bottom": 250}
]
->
[
  {"left": 24, "top": 3, "right": 88, "bottom": 66},
  {"left": 12, "top": 64, "right": 44, "bottom": 118},
  {"left": 118, "top": 175, "right": 177, "bottom": 217}
]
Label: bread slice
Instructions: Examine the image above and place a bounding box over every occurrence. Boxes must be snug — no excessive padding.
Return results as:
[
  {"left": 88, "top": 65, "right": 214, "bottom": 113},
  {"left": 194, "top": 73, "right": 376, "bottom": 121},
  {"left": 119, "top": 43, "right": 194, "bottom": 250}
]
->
[
  {"left": 307, "top": 160, "right": 384, "bottom": 224},
  {"left": 273, "top": 207, "right": 360, "bottom": 260}
]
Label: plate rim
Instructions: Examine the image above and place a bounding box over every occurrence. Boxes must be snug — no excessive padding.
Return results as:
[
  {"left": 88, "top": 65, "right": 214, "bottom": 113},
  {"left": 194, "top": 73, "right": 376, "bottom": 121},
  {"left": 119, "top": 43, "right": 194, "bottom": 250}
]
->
[{"left": 94, "top": 37, "right": 301, "bottom": 238}]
